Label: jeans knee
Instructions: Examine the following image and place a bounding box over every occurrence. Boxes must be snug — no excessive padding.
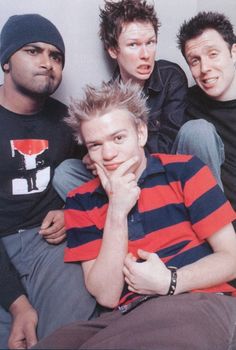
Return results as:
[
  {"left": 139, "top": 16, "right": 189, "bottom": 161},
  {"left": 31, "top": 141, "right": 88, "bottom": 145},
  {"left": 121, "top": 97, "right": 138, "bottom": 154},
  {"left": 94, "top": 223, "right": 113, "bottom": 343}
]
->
[{"left": 178, "top": 119, "right": 217, "bottom": 141}]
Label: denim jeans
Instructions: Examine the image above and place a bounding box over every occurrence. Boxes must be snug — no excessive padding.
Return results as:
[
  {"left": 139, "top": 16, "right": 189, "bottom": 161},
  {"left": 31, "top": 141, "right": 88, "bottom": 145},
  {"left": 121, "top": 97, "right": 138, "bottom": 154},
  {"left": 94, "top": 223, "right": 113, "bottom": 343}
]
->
[
  {"left": 172, "top": 119, "right": 225, "bottom": 189},
  {"left": 53, "top": 159, "right": 94, "bottom": 201},
  {"left": 0, "top": 228, "right": 97, "bottom": 349}
]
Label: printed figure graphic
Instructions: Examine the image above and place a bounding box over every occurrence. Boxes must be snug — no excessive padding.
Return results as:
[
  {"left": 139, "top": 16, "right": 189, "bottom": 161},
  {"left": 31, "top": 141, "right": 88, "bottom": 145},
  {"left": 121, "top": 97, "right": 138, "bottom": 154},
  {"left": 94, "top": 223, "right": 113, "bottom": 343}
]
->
[{"left": 11, "top": 139, "right": 49, "bottom": 194}]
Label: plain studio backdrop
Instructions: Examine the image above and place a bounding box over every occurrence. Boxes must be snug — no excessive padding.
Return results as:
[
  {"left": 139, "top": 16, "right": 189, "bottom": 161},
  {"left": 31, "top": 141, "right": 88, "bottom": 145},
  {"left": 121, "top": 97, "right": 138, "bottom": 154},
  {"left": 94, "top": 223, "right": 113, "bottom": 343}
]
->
[{"left": 0, "top": 0, "right": 235, "bottom": 104}]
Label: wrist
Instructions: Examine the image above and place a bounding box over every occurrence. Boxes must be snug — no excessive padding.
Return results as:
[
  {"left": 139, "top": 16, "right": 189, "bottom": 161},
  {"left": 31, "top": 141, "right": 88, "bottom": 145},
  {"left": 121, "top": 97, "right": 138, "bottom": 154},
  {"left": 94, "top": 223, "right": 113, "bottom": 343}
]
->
[
  {"left": 166, "top": 266, "right": 178, "bottom": 296},
  {"left": 9, "top": 295, "right": 33, "bottom": 318}
]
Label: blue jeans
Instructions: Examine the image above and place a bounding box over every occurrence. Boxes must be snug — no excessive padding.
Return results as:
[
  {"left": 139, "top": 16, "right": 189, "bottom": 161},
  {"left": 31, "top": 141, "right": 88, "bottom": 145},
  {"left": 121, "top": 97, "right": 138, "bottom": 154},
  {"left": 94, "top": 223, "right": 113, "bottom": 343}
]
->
[
  {"left": 53, "top": 159, "right": 93, "bottom": 201},
  {"left": 0, "top": 228, "right": 97, "bottom": 349},
  {"left": 172, "top": 119, "right": 225, "bottom": 189}
]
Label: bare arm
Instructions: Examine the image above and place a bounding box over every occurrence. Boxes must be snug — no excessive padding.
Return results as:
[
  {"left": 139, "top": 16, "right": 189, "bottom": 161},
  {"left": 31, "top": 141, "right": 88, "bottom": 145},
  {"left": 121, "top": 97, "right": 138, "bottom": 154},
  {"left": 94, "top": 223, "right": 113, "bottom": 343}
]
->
[
  {"left": 82, "top": 157, "right": 140, "bottom": 308},
  {"left": 123, "top": 223, "right": 236, "bottom": 295}
]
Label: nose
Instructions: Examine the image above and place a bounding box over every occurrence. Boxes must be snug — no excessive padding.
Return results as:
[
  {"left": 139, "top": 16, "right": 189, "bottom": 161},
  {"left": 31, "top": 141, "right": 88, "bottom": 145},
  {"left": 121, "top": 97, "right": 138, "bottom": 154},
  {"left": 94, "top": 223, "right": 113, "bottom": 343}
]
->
[
  {"left": 102, "top": 143, "right": 117, "bottom": 160},
  {"left": 40, "top": 52, "right": 53, "bottom": 70},
  {"left": 139, "top": 44, "right": 149, "bottom": 59},
  {"left": 200, "top": 57, "right": 210, "bottom": 73}
]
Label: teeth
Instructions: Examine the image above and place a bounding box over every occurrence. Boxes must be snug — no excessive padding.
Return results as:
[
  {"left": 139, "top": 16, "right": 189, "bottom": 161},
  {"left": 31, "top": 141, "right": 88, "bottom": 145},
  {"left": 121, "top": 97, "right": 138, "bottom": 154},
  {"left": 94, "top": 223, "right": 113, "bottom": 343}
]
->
[{"left": 204, "top": 78, "right": 217, "bottom": 84}]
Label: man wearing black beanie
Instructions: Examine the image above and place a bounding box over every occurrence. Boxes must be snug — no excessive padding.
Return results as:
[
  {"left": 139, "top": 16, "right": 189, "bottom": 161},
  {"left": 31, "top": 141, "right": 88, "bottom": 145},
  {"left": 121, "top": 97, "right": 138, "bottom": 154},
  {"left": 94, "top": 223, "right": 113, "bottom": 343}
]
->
[{"left": 0, "top": 13, "right": 97, "bottom": 349}]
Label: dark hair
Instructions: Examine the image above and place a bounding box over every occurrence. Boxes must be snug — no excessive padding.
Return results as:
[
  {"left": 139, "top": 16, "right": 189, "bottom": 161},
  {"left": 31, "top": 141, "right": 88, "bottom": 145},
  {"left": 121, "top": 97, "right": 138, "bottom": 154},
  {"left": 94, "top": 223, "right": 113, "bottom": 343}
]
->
[
  {"left": 177, "top": 11, "right": 236, "bottom": 57},
  {"left": 99, "top": 0, "right": 160, "bottom": 51}
]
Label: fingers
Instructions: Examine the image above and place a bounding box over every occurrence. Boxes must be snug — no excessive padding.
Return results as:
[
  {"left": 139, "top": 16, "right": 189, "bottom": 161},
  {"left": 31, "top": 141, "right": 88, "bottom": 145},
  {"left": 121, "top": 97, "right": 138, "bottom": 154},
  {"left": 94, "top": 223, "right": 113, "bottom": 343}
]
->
[
  {"left": 25, "top": 323, "right": 38, "bottom": 349},
  {"left": 40, "top": 211, "right": 54, "bottom": 230},
  {"left": 39, "top": 223, "right": 65, "bottom": 236},
  {"left": 113, "top": 156, "right": 138, "bottom": 177},
  {"left": 45, "top": 232, "right": 66, "bottom": 245},
  {"left": 95, "top": 163, "right": 109, "bottom": 191},
  {"left": 137, "top": 249, "right": 151, "bottom": 261},
  {"left": 40, "top": 210, "right": 64, "bottom": 233}
]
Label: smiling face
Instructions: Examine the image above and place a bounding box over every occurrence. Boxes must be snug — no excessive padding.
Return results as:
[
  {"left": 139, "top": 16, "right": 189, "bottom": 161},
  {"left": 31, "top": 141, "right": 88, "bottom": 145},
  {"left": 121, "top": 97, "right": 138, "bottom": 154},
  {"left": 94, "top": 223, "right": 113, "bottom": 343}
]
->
[
  {"left": 185, "top": 29, "right": 236, "bottom": 101},
  {"left": 4, "top": 42, "right": 63, "bottom": 97},
  {"left": 108, "top": 21, "right": 157, "bottom": 86},
  {"left": 81, "top": 108, "right": 147, "bottom": 179}
]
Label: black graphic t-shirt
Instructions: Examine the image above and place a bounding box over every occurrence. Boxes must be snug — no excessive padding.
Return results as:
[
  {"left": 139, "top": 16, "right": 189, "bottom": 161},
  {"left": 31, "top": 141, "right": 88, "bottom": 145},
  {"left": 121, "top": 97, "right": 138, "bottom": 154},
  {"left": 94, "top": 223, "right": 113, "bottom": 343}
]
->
[{"left": 0, "top": 98, "right": 82, "bottom": 236}]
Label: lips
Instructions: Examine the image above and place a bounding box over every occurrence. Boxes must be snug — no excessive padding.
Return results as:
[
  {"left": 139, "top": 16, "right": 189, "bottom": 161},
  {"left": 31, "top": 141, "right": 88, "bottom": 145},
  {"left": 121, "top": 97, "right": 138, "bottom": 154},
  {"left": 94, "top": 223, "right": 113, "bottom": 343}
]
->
[
  {"left": 137, "top": 65, "right": 151, "bottom": 74},
  {"left": 104, "top": 163, "right": 121, "bottom": 171},
  {"left": 36, "top": 72, "right": 54, "bottom": 78}
]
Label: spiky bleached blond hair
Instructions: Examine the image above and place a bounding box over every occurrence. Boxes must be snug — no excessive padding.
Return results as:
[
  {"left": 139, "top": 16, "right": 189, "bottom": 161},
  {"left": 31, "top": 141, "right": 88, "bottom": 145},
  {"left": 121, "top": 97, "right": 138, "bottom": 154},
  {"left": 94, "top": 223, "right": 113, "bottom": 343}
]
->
[{"left": 66, "top": 80, "right": 149, "bottom": 144}]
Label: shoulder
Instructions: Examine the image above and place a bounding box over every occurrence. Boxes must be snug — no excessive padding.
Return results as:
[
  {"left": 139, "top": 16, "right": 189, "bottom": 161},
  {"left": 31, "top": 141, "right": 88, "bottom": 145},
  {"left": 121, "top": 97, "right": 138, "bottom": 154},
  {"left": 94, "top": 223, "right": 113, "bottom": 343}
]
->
[
  {"left": 67, "top": 177, "right": 101, "bottom": 198},
  {"left": 155, "top": 59, "right": 187, "bottom": 79},
  {"left": 187, "top": 85, "right": 210, "bottom": 116},
  {"left": 152, "top": 153, "right": 206, "bottom": 184},
  {"left": 44, "top": 97, "right": 68, "bottom": 119}
]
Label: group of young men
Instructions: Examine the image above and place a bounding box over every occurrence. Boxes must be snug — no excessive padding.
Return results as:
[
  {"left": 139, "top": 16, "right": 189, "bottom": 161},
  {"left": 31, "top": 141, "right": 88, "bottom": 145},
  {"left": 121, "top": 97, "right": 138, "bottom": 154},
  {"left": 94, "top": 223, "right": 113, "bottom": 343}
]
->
[{"left": 1, "top": 0, "right": 236, "bottom": 349}]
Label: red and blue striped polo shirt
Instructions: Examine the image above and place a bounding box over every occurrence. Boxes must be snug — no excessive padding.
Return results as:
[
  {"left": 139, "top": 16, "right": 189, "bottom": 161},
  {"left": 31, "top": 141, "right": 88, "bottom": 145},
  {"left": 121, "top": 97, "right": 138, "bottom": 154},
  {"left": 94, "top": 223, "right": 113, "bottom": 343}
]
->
[{"left": 64, "top": 154, "right": 236, "bottom": 306}]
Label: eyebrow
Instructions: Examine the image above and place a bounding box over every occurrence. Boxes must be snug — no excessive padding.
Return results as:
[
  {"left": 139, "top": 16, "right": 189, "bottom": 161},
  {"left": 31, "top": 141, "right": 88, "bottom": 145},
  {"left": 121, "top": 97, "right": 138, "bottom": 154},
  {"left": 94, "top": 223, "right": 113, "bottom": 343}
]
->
[
  {"left": 23, "top": 44, "right": 62, "bottom": 55},
  {"left": 86, "top": 128, "right": 127, "bottom": 145},
  {"left": 187, "top": 45, "right": 219, "bottom": 58},
  {"left": 126, "top": 34, "right": 156, "bottom": 41}
]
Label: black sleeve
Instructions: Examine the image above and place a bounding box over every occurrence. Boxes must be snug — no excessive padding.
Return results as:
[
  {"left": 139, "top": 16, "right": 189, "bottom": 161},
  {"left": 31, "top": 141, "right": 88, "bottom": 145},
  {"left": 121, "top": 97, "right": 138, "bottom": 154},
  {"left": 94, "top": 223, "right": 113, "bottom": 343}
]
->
[
  {"left": 0, "top": 240, "right": 26, "bottom": 311},
  {"left": 156, "top": 70, "right": 188, "bottom": 153}
]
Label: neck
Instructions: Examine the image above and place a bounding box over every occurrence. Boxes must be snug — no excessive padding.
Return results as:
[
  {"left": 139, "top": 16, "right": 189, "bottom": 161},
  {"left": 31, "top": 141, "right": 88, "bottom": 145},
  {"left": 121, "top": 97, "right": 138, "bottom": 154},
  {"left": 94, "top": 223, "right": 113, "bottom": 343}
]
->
[{"left": 0, "top": 84, "right": 46, "bottom": 115}]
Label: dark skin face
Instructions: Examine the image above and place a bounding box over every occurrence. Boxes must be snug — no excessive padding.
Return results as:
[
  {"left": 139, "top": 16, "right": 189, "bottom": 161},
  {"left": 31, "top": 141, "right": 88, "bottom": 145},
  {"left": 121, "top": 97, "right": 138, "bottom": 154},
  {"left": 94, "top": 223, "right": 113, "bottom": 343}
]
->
[{"left": 4, "top": 42, "right": 63, "bottom": 98}]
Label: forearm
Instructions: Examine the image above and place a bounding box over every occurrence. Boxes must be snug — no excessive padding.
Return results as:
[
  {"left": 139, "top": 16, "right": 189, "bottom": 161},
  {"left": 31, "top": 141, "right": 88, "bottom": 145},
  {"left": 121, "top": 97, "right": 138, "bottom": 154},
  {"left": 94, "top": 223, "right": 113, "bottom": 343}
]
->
[
  {"left": 85, "top": 206, "right": 128, "bottom": 308},
  {"left": 175, "top": 251, "right": 236, "bottom": 295}
]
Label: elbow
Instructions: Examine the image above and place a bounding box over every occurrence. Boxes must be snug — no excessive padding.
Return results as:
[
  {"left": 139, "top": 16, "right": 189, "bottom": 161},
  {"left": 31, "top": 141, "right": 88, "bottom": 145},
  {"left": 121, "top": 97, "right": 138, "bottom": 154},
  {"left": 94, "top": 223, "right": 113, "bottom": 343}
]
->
[
  {"left": 96, "top": 294, "right": 119, "bottom": 309},
  {"left": 86, "top": 283, "right": 120, "bottom": 308},
  {"left": 85, "top": 276, "right": 121, "bottom": 309}
]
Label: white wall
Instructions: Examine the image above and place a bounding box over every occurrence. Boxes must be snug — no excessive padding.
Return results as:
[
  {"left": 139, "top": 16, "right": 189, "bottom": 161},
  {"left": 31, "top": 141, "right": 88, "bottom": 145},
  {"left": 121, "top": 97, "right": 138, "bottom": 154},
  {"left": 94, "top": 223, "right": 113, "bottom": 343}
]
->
[{"left": 0, "top": 0, "right": 235, "bottom": 104}]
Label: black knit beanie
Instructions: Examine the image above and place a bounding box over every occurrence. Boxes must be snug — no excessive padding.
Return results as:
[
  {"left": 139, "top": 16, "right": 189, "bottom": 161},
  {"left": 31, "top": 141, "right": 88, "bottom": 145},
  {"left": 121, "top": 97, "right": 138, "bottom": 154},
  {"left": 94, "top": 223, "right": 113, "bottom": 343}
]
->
[{"left": 0, "top": 14, "right": 65, "bottom": 68}]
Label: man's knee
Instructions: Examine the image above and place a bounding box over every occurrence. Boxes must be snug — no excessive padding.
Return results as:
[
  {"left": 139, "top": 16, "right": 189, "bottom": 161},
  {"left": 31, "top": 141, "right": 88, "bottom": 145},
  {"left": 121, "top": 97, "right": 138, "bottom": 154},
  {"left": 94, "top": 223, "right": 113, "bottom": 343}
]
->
[
  {"left": 175, "top": 119, "right": 224, "bottom": 156},
  {"left": 178, "top": 119, "right": 217, "bottom": 141}
]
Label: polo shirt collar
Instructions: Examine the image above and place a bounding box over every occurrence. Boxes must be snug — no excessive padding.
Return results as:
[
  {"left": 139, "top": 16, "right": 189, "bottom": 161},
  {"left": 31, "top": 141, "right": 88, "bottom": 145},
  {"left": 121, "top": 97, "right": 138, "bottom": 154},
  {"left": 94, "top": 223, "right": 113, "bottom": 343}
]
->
[{"left": 94, "top": 153, "right": 165, "bottom": 196}]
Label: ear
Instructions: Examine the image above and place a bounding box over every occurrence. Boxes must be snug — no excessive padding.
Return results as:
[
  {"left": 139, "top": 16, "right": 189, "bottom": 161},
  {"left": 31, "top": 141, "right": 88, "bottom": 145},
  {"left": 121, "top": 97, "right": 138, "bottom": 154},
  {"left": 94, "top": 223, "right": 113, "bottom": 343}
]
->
[
  {"left": 3, "top": 62, "right": 10, "bottom": 72},
  {"left": 108, "top": 47, "right": 118, "bottom": 60},
  {"left": 137, "top": 121, "right": 148, "bottom": 147},
  {"left": 231, "top": 43, "right": 236, "bottom": 63}
]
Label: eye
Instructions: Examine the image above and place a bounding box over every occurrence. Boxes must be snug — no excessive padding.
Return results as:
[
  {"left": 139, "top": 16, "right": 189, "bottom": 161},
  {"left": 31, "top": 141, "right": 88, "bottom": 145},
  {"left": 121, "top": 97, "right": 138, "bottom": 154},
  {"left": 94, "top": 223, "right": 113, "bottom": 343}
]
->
[
  {"left": 114, "top": 134, "right": 125, "bottom": 143},
  {"left": 51, "top": 52, "right": 63, "bottom": 64},
  {"left": 209, "top": 51, "right": 218, "bottom": 58},
  {"left": 88, "top": 143, "right": 101, "bottom": 151},
  {"left": 128, "top": 42, "right": 138, "bottom": 48},
  {"left": 190, "top": 58, "right": 199, "bottom": 67},
  {"left": 25, "top": 48, "right": 38, "bottom": 55},
  {"left": 146, "top": 40, "right": 156, "bottom": 47}
]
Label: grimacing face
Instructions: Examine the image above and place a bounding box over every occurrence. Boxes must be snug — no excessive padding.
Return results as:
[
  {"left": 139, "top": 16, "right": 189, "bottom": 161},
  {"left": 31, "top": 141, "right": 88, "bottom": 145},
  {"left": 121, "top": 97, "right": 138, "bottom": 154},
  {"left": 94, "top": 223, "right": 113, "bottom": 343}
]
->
[
  {"left": 5, "top": 42, "right": 63, "bottom": 97},
  {"left": 108, "top": 21, "right": 157, "bottom": 86},
  {"left": 81, "top": 108, "right": 148, "bottom": 179},
  {"left": 185, "top": 29, "right": 236, "bottom": 101}
]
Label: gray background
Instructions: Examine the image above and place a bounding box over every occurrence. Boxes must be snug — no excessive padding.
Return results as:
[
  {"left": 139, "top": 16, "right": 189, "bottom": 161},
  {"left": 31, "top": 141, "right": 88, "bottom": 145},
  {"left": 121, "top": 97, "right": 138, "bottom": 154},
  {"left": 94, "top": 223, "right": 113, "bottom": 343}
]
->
[{"left": 0, "top": 0, "right": 235, "bottom": 104}]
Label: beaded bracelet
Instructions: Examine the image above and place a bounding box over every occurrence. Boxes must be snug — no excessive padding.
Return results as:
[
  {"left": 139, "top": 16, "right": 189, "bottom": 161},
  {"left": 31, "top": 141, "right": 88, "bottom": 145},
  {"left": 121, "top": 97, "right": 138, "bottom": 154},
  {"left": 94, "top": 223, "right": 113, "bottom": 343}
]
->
[{"left": 167, "top": 266, "right": 178, "bottom": 296}]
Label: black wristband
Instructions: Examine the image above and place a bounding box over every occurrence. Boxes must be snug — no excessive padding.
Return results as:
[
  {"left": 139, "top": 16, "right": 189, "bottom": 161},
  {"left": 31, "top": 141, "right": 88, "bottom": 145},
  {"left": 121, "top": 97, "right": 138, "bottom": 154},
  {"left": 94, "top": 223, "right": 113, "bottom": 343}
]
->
[{"left": 167, "top": 266, "right": 177, "bottom": 296}]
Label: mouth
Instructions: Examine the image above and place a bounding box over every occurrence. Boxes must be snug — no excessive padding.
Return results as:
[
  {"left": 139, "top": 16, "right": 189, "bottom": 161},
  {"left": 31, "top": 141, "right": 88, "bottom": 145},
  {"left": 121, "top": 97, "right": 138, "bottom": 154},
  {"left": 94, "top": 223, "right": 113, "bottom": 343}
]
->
[
  {"left": 137, "top": 65, "right": 152, "bottom": 75},
  {"left": 201, "top": 77, "right": 218, "bottom": 88},
  {"left": 36, "top": 73, "right": 54, "bottom": 79},
  {"left": 104, "top": 163, "right": 121, "bottom": 171}
]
